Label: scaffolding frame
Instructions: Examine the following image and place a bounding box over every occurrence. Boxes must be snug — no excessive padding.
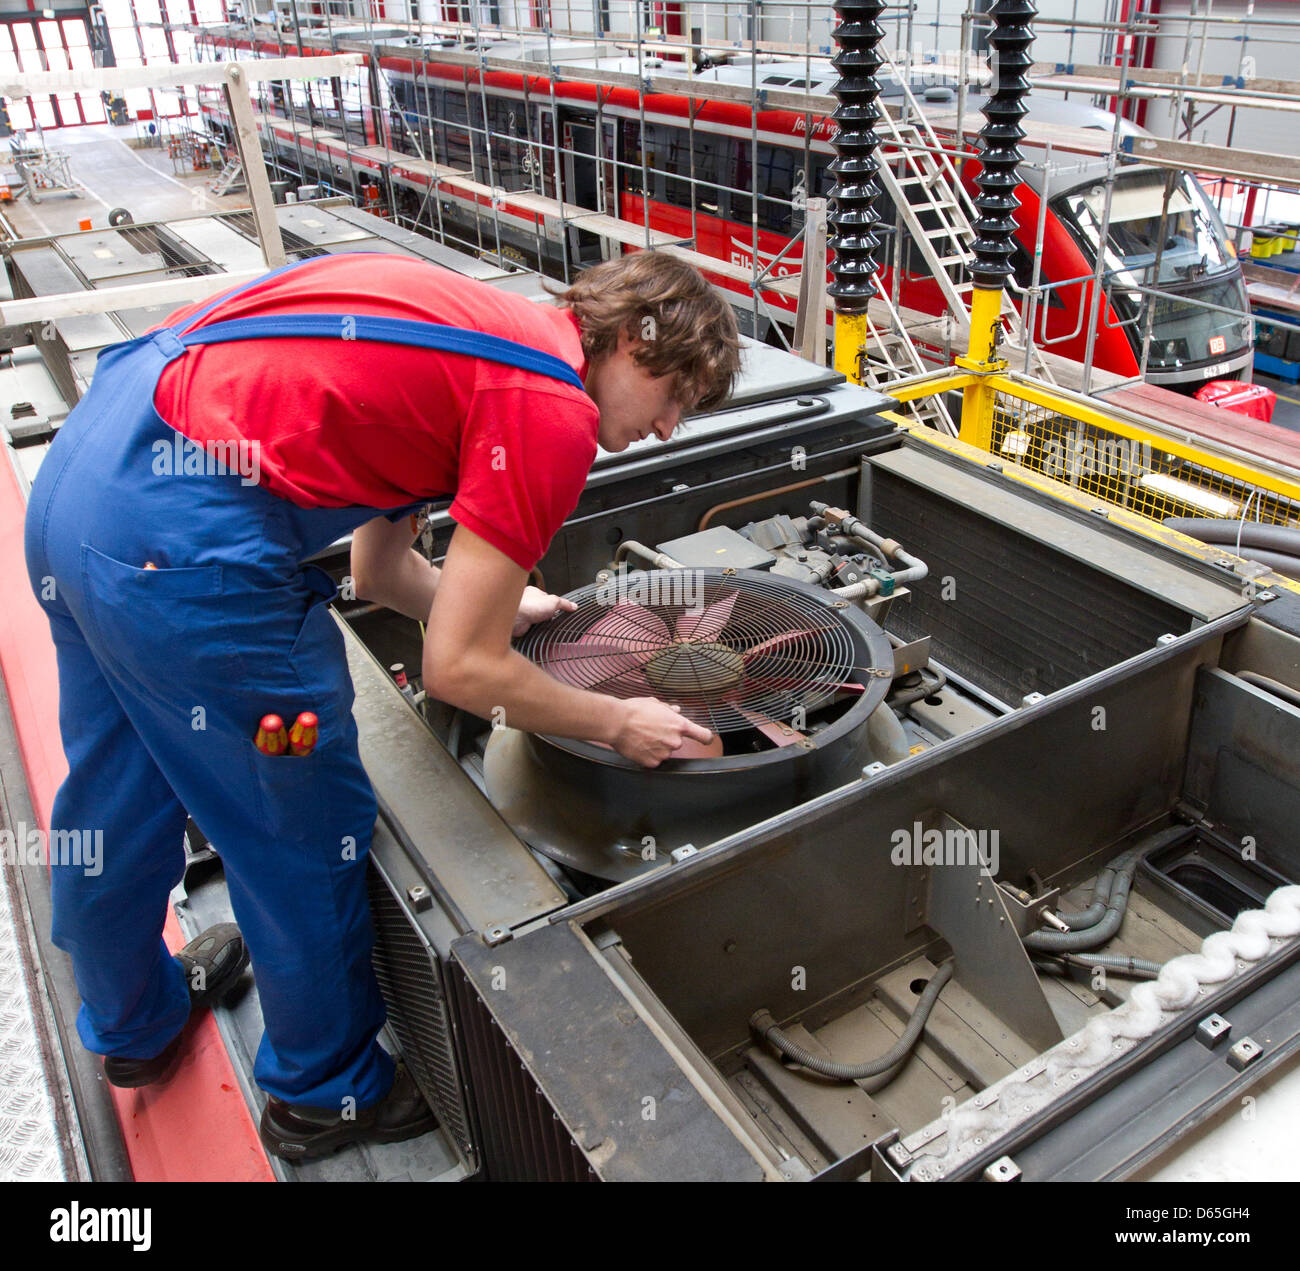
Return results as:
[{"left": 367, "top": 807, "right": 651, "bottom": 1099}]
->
[{"left": 154, "top": 1, "right": 1300, "bottom": 393}]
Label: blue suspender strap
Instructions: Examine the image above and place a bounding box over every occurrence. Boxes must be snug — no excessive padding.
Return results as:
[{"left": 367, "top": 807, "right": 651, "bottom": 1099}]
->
[
  {"left": 177, "top": 313, "right": 587, "bottom": 392},
  {"left": 171, "top": 257, "right": 326, "bottom": 336}
]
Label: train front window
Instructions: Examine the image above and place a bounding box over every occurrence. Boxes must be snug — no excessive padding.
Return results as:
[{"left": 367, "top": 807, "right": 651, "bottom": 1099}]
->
[
  {"left": 1053, "top": 169, "right": 1251, "bottom": 371},
  {"left": 1053, "top": 170, "right": 1233, "bottom": 288}
]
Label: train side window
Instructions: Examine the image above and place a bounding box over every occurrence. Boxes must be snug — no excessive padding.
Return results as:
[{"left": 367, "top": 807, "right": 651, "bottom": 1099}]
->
[
  {"left": 442, "top": 87, "right": 471, "bottom": 169},
  {"left": 662, "top": 129, "right": 693, "bottom": 208},
  {"left": 753, "top": 144, "right": 795, "bottom": 233},
  {"left": 620, "top": 119, "right": 646, "bottom": 193},
  {"left": 693, "top": 131, "right": 726, "bottom": 217},
  {"left": 467, "top": 92, "right": 488, "bottom": 179},
  {"left": 429, "top": 86, "right": 449, "bottom": 168},
  {"left": 486, "top": 99, "right": 527, "bottom": 189},
  {"left": 1008, "top": 239, "right": 1064, "bottom": 308},
  {"left": 537, "top": 110, "right": 556, "bottom": 199},
  {"left": 638, "top": 121, "right": 666, "bottom": 204}
]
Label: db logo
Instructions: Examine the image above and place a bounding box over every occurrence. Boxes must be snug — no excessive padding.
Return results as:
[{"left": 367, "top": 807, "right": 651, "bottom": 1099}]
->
[{"left": 1208, "top": 335, "right": 1227, "bottom": 355}]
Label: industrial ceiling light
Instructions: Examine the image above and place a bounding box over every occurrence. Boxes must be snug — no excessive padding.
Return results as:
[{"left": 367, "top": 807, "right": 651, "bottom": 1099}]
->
[{"left": 1138, "top": 472, "right": 1241, "bottom": 518}]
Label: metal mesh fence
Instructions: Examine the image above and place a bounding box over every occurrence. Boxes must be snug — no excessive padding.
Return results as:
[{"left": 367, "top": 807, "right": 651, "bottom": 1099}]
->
[{"left": 989, "top": 388, "right": 1300, "bottom": 527}]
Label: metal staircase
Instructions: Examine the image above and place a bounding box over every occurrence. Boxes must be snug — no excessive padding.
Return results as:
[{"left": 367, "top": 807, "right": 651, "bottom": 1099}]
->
[
  {"left": 209, "top": 155, "right": 245, "bottom": 195},
  {"left": 859, "top": 290, "right": 959, "bottom": 434},
  {"left": 875, "top": 54, "right": 1056, "bottom": 384}
]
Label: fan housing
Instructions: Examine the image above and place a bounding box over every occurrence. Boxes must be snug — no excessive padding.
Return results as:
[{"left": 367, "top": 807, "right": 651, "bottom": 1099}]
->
[{"left": 484, "top": 570, "right": 898, "bottom": 881}]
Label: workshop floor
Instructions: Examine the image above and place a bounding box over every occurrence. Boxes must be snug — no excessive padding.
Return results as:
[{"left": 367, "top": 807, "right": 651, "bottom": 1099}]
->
[
  {"left": 176, "top": 836, "right": 466, "bottom": 1182},
  {"left": 1255, "top": 370, "right": 1300, "bottom": 433},
  {"left": 3, "top": 122, "right": 248, "bottom": 239}
]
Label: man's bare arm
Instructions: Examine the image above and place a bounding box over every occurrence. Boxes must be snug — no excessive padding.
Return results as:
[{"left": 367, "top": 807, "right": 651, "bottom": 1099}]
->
[{"left": 350, "top": 515, "right": 441, "bottom": 623}]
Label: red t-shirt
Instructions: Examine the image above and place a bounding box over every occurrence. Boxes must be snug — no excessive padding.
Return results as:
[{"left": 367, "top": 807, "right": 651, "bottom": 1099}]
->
[{"left": 152, "top": 253, "right": 598, "bottom": 570}]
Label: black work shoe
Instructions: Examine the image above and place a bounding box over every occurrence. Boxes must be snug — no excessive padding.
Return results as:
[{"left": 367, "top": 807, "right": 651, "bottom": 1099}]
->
[
  {"left": 176, "top": 923, "right": 250, "bottom": 1009},
  {"left": 259, "top": 1061, "right": 438, "bottom": 1162},
  {"left": 102, "top": 924, "right": 251, "bottom": 1089},
  {"left": 102, "top": 1033, "right": 185, "bottom": 1089}
]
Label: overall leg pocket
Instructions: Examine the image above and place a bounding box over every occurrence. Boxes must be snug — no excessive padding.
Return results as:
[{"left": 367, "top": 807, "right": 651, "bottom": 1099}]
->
[
  {"left": 248, "top": 568, "right": 375, "bottom": 848},
  {"left": 284, "top": 566, "right": 353, "bottom": 742},
  {"left": 247, "top": 740, "right": 339, "bottom": 845}
]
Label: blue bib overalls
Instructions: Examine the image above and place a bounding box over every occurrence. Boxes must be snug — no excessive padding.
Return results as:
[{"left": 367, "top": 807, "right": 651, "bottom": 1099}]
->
[{"left": 24, "top": 264, "right": 585, "bottom": 1109}]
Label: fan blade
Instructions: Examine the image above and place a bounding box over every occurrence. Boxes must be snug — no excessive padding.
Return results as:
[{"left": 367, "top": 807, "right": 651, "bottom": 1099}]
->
[
  {"left": 544, "top": 640, "right": 655, "bottom": 663},
  {"left": 675, "top": 591, "right": 737, "bottom": 642},
  {"left": 735, "top": 705, "right": 808, "bottom": 748},
  {"left": 586, "top": 603, "right": 671, "bottom": 650},
  {"left": 543, "top": 642, "right": 656, "bottom": 691},
  {"left": 674, "top": 732, "right": 725, "bottom": 759},
  {"left": 616, "top": 667, "right": 657, "bottom": 697},
  {"left": 740, "top": 628, "right": 820, "bottom": 663},
  {"left": 557, "top": 660, "right": 658, "bottom": 698}
]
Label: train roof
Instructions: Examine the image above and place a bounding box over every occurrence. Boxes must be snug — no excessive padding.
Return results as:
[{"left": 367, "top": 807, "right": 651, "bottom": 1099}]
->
[
  {"left": 209, "top": 24, "right": 1162, "bottom": 189},
  {"left": 700, "top": 58, "right": 967, "bottom": 104},
  {"left": 207, "top": 25, "right": 1155, "bottom": 142}
]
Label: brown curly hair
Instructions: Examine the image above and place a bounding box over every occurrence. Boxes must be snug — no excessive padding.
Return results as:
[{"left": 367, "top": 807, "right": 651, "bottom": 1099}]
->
[{"left": 559, "top": 252, "right": 742, "bottom": 413}]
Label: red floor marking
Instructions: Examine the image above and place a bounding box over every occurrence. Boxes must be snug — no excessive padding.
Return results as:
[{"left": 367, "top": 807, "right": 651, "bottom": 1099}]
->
[{"left": 0, "top": 454, "right": 274, "bottom": 1182}]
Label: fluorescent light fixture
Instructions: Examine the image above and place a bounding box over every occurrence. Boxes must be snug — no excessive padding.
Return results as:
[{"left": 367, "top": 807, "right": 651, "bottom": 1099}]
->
[
  {"left": 999, "top": 429, "right": 1031, "bottom": 459},
  {"left": 1138, "top": 471, "right": 1240, "bottom": 518}
]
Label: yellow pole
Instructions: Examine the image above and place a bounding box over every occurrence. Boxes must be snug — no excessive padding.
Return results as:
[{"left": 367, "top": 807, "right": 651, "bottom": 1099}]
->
[
  {"left": 957, "top": 0, "right": 1037, "bottom": 450},
  {"left": 834, "top": 311, "right": 868, "bottom": 385},
  {"left": 957, "top": 286, "right": 1006, "bottom": 450},
  {"left": 965, "top": 286, "right": 1003, "bottom": 366}
]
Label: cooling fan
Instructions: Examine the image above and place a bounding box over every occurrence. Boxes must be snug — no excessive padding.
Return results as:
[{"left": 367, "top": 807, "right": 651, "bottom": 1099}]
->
[
  {"left": 518, "top": 569, "right": 872, "bottom": 737},
  {"left": 492, "top": 568, "right": 900, "bottom": 880}
]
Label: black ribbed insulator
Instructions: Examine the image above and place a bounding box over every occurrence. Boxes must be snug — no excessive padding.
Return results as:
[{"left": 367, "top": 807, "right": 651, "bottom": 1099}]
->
[
  {"left": 972, "top": 0, "right": 1037, "bottom": 290},
  {"left": 827, "top": 0, "right": 887, "bottom": 315}
]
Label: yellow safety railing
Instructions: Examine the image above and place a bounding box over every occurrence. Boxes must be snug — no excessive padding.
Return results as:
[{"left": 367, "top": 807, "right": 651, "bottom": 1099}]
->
[
  {"left": 831, "top": 258, "right": 1300, "bottom": 593},
  {"left": 895, "top": 367, "right": 1300, "bottom": 527},
  {"left": 872, "top": 361, "right": 1300, "bottom": 596}
]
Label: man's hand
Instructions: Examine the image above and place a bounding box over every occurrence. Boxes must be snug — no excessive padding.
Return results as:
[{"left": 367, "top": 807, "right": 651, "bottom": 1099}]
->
[
  {"left": 610, "top": 698, "right": 715, "bottom": 768},
  {"left": 513, "top": 585, "right": 578, "bottom": 638},
  {"left": 425, "top": 526, "right": 717, "bottom": 768}
]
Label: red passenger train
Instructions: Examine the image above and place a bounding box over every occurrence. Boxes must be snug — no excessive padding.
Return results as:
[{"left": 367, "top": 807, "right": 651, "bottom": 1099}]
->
[{"left": 194, "top": 26, "right": 1253, "bottom": 389}]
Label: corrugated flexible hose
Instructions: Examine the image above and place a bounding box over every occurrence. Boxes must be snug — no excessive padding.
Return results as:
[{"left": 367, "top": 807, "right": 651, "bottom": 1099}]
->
[
  {"left": 750, "top": 961, "right": 954, "bottom": 1082},
  {"left": 1022, "top": 825, "right": 1191, "bottom": 952}
]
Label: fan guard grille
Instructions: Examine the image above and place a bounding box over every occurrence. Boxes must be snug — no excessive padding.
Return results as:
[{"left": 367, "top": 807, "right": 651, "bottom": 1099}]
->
[{"left": 519, "top": 571, "right": 861, "bottom": 735}]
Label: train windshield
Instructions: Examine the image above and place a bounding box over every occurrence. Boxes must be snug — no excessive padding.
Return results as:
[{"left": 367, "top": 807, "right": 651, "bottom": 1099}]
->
[
  {"left": 1052, "top": 170, "right": 1251, "bottom": 373},
  {"left": 1054, "top": 169, "right": 1234, "bottom": 286}
]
